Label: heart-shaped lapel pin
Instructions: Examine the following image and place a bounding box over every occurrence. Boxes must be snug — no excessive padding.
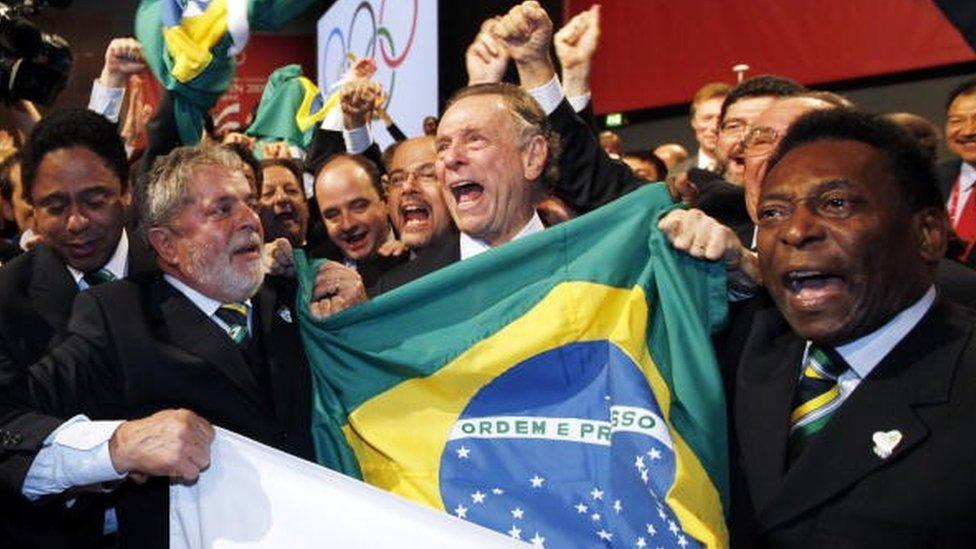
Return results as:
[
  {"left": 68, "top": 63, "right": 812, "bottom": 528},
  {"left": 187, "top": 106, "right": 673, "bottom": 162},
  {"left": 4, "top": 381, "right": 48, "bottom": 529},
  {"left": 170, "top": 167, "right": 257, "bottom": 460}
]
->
[
  {"left": 871, "top": 430, "right": 902, "bottom": 459},
  {"left": 277, "top": 306, "right": 293, "bottom": 324}
]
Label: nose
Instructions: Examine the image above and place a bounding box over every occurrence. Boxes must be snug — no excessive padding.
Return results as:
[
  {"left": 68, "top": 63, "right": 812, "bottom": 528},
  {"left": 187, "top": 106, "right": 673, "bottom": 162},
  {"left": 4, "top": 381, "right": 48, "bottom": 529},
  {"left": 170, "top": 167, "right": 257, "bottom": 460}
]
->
[
  {"left": 337, "top": 210, "right": 357, "bottom": 232},
  {"left": 962, "top": 116, "right": 976, "bottom": 136},
  {"left": 440, "top": 141, "right": 466, "bottom": 171},
  {"left": 779, "top": 203, "right": 825, "bottom": 248},
  {"left": 65, "top": 206, "right": 90, "bottom": 233},
  {"left": 239, "top": 200, "right": 262, "bottom": 233}
]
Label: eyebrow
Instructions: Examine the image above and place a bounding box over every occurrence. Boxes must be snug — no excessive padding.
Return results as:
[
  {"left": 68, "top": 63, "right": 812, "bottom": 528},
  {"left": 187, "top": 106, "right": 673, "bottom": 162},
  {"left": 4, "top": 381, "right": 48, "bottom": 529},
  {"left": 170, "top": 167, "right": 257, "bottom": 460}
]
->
[{"left": 760, "top": 178, "right": 854, "bottom": 202}]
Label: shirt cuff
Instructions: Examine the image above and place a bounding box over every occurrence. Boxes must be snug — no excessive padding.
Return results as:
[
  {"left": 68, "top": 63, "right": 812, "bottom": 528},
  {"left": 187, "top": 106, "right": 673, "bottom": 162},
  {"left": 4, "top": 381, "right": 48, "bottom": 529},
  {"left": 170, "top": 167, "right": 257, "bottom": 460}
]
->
[
  {"left": 320, "top": 106, "right": 344, "bottom": 132},
  {"left": 23, "top": 415, "right": 126, "bottom": 500},
  {"left": 527, "top": 75, "right": 565, "bottom": 116},
  {"left": 567, "top": 93, "right": 591, "bottom": 113},
  {"left": 343, "top": 125, "right": 373, "bottom": 154},
  {"left": 88, "top": 80, "right": 125, "bottom": 124}
]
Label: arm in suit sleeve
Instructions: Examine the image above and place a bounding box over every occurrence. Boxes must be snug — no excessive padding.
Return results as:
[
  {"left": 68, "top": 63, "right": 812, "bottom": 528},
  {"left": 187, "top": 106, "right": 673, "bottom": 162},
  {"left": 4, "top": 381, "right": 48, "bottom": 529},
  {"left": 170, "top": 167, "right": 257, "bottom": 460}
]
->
[
  {"left": 386, "top": 122, "right": 408, "bottom": 143},
  {"left": 305, "top": 127, "right": 386, "bottom": 178},
  {"left": 0, "top": 291, "right": 125, "bottom": 495},
  {"left": 548, "top": 99, "right": 645, "bottom": 214}
]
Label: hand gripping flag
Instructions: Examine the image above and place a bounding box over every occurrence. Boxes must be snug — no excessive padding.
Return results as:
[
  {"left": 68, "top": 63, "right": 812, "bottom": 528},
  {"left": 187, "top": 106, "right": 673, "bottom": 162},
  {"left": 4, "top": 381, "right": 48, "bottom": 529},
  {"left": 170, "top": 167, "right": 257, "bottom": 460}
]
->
[
  {"left": 134, "top": 0, "right": 316, "bottom": 145},
  {"left": 245, "top": 64, "right": 332, "bottom": 150},
  {"left": 295, "top": 184, "right": 731, "bottom": 548}
]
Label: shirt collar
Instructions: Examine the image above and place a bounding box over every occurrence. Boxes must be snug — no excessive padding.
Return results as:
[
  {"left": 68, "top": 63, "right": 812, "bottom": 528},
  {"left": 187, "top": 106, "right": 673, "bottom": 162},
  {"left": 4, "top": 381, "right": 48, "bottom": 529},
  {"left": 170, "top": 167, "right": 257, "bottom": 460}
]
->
[
  {"left": 828, "top": 286, "right": 936, "bottom": 379},
  {"left": 66, "top": 229, "right": 130, "bottom": 288},
  {"left": 697, "top": 150, "right": 716, "bottom": 170},
  {"left": 163, "top": 273, "right": 252, "bottom": 318},
  {"left": 961, "top": 161, "right": 976, "bottom": 190},
  {"left": 459, "top": 211, "right": 545, "bottom": 261}
]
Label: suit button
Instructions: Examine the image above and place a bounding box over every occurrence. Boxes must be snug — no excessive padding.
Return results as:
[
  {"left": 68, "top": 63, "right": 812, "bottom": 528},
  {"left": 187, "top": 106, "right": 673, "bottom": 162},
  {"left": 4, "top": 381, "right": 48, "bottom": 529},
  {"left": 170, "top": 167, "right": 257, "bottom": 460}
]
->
[{"left": 280, "top": 432, "right": 289, "bottom": 440}]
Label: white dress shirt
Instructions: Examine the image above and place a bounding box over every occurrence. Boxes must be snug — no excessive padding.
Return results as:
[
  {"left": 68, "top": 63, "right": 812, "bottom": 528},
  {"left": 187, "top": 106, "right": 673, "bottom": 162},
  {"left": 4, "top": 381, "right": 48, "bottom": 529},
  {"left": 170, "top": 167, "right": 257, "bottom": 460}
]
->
[
  {"left": 459, "top": 211, "right": 545, "bottom": 261},
  {"left": 801, "top": 286, "right": 936, "bottom": 406}
]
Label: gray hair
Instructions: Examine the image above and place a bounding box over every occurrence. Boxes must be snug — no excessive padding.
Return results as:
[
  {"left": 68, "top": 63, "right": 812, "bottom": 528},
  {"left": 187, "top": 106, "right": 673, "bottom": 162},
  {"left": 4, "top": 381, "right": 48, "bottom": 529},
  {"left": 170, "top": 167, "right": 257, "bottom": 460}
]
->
[{"left": 140, "top": 145, "right": 244, "bottom": 235}]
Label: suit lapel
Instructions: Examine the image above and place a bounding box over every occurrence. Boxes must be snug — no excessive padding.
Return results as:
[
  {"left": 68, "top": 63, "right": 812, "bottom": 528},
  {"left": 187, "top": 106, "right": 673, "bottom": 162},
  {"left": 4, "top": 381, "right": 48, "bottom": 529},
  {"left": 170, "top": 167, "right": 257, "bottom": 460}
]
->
[
  {"left": 28, "top": 246, "right": 79, "bottom": 334},
  {"left": 254, "top": 279, "right": 305, "bottom": 426},
  {"left": 151, "top": 278, "right": 265, "bottom": 407},
  {"left": 736, "top": 306, "right": 804, "bottom": 510},
  {"left": 756, "top": 299, "right": 973, "bottom": 531}
]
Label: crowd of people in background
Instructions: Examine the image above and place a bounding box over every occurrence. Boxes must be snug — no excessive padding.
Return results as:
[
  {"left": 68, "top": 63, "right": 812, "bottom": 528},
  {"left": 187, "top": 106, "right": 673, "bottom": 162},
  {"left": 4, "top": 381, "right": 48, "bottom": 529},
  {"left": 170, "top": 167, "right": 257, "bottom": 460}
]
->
[{"left": 0, "top": 1, "right": 974, "bottom": 547}]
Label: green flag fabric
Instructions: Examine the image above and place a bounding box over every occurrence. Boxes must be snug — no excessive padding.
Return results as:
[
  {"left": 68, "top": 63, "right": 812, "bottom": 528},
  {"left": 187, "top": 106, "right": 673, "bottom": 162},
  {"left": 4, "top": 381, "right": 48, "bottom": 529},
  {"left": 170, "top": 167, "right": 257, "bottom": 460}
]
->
[
  {"left": 134, "top": 0, "right": 316, "bottom": 145},
  {"left": 245, "top": 64, "right": 330, "bottom": 149},
  {"left": 295, "top": 184, "right": 731, "bottom": 548}
]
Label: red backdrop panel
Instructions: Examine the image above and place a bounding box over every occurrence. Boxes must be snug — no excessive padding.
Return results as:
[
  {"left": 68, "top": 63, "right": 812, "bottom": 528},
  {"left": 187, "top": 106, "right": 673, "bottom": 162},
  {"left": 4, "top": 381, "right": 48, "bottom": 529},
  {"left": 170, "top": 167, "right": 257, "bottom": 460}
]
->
[
  {"left": 212, "top": 35, "right": 317, "bottom": 135},
  {"left": 567, "top": 0, "right": 976, "bottom": 114}
]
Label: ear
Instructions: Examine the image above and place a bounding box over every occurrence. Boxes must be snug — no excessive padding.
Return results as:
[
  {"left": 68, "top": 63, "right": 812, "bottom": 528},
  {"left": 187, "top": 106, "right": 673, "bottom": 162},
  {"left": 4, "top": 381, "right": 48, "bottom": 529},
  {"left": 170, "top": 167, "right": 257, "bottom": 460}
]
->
[
  {"left": 913, "top": 207, "right": 948, "bottom": 263},
  {"left": 147, "top": 226, "right": 177, "bottom": 265},
  {"left": 521, "top": 134, "right": 549, "bottom": 182}
]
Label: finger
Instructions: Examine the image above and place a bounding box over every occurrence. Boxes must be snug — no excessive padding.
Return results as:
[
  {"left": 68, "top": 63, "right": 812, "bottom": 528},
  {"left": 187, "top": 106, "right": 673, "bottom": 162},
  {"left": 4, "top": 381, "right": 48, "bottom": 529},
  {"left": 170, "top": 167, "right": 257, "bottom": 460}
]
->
[{"left": 703, "top": 227, "right": 731, "bottom": 261}]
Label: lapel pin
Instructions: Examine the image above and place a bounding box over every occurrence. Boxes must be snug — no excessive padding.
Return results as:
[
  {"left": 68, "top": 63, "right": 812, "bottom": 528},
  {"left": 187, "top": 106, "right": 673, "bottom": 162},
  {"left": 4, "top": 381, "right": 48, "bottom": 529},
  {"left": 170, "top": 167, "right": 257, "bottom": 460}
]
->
[
  {"left": 277, "top": 307, "right": 293, "bottom": 324},
  {"left": 871, "top": 430, "right": 902, "bottom": 459}
]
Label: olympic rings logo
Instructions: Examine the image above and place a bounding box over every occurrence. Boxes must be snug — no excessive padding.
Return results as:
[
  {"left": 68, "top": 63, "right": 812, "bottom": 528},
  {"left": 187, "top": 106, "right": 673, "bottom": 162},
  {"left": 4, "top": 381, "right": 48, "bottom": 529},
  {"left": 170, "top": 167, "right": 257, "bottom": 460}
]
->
[{"left": 320, "top": 0, "right": 419, "bottom": 106}]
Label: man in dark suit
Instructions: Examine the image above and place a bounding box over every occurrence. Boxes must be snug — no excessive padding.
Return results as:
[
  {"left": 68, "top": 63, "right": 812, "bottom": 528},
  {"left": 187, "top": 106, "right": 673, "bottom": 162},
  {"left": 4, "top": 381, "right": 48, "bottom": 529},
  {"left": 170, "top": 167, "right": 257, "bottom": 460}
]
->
[
  {"left": 0, "top": 144, "right": 363, "bottom": 548},
  {"left": 0, "top": 108, "right": 159, "bottom": 547},
  {"left": 375, "top": 2, "right": 642, "bottom": 294},
  {"left": 938, "top": 78, "right": 976, "bottom": 266},
  {"left": 667, "top": 109, "right": 976, "bottom": 546}
]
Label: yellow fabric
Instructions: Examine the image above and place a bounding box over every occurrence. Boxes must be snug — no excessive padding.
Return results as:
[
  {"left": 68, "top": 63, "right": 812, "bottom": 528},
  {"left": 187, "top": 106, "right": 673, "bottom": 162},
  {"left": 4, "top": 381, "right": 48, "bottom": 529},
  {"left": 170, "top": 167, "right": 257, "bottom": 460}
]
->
[
  {"left": 162, "top": 0, "right": 230, "bottom": 83},
  {"left": 341, "top": 281, "right": 728, "bottom": 548}
]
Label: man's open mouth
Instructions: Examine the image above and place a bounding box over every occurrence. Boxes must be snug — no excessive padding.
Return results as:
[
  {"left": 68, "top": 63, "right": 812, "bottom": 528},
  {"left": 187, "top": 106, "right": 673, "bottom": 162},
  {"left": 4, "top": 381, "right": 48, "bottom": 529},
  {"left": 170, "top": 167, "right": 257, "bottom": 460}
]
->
[{"left": 450, "top": 181, "right": 484, "bottom": 205}]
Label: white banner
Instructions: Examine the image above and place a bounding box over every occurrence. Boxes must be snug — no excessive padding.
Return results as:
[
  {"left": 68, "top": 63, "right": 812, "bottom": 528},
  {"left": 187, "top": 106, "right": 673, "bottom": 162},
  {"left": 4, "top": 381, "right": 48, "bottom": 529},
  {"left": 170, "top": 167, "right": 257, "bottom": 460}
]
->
[{"left": 170, "top": 428, "right": 519, "bottom": 548}]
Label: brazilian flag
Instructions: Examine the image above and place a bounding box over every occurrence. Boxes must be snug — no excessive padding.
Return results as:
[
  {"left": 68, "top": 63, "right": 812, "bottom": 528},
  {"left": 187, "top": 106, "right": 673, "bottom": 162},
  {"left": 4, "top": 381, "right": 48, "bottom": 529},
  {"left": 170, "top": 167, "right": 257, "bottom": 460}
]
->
[
  {"left": 295, "top": 185, "right": 730, "bottom": 548},
  {"left": 245, "top": 64, "right": 332, "bottom": 150},
  {"left": 134, "top": 0, "right": 317, "bottom": 145}
]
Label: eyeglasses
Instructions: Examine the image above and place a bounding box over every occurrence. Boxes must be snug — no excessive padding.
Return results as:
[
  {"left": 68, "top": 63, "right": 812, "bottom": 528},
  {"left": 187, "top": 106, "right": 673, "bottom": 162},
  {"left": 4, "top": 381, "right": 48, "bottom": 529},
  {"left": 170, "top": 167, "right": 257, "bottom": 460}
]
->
[
  {"left": 742, "top": 126, "right": 782, "bottom": 157},
  {"left": 385, "top": 163, "right": 438, "bottom": 189}
]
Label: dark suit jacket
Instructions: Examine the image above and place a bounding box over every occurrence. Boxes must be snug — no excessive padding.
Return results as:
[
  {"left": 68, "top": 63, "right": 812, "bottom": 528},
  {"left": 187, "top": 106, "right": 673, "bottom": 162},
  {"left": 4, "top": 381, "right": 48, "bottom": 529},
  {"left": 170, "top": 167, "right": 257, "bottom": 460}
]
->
[
  {"left": 688, "top": 168, "right": 755, "bottom": 247},
  {"left": 0, "top": 273, "right": 315, "bottom": 548},
  {"left": 936, "top": 158, "right": 961, "bottom": 202},
  {"left": 0, "top": 239, "right": 157, "bottom": 381},
  {"left": 732, "top": 297, "right": 976, "bottom": 547},
  {"left": 370, "top": 229, "right": 461, "bottom": 296}
]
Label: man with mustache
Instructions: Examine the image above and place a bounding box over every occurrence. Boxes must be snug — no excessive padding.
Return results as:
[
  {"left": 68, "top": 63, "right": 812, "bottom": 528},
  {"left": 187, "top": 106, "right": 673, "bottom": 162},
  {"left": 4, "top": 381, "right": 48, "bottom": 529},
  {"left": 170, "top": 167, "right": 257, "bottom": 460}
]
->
[
  {"left": 938, "top": 79, "right": 976, "bottom": 266},
  {"left": 0, "top": 144, "right": 363, "bottom": 547}
]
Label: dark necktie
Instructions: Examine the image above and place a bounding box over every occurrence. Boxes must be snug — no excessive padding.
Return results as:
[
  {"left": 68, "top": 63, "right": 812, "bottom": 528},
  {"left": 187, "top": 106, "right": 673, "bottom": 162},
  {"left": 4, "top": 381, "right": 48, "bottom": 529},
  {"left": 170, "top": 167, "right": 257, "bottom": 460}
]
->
[
  {"left": 788, "top": 345, "right": 848, "bottom": 463},
  {"left": 214, "top": 303, "right": 250, "bottom": 345},
  {"left": 83, "top": 268, "right": 116, "bottom": 288}
]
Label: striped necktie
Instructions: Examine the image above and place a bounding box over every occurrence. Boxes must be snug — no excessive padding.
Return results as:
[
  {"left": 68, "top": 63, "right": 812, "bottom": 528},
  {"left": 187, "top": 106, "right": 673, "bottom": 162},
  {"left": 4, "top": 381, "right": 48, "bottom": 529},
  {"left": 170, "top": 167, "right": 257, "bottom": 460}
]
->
[
  {"left": 83, "top": 268, "right": 116, "bottom": 287},
  {"left": 788, "top": 345, "right": 848, "bottom": 463},
  {"left": 214, "top": 303, "right": 250, "bottom": 345}
]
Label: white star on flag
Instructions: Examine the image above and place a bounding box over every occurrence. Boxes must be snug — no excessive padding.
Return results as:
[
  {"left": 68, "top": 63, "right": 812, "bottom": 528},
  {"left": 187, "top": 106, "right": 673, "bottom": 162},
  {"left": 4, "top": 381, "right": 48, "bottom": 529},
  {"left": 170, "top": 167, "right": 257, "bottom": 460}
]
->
[
  {"left": 613, "top": 499, "right": 623, "bottom": 513},
  {"left": 591, "top": 512, "right": 601, "bottom": 522},
  {"left": 575, "top": 502, "right": 588, "bottom": 514},
  {"left": 637, "top": 537, "right": 648, "bottom": 548},
  {"left": 530, "top": 533, "right": 546, "bottom": 547},
  {"left": 456, "top": 446, "right": 471, "bottom": 459},
  {"left": 640, "top": 469, "right": 649, "bottom": 483},
  {"left": 649, "top": 448, "right": 662, "bottom": 460},
  {"left": 590, "top": 487, "right": 604, "bottom": 500},
  {"left": 529, "top": 475, "right": 545, "bottom": 488},
  {"left": 669, "top": 520, "right": 679, "bottom": 535},
  {"left": 471, "top": 491, "right": 486, "bottom": 504},
  {"left": 635, "top": 455, "right": 645, "bottom": 469},
  {"left": 646, "top": 523, "right": 657, "bottom": 536},
  {"left": 597, "top": 529, "right": 613, "bottom": 541},
  {"left": 508, "top": 525, "right": 522, "bottom": 540},
  {"left": 657, "top": 507, "right": 667, "bottom": 520},
  {"left": 511, "top": 507, "right": 524, "bottom": 519},
  {"left": 678, "top": 535, "right": 689, "bottom": 548},
  {"left": 454, "top": 504, "right": 468, "bottom": 518},
  {"left": 491, "top": 488, "right": 504, "bottom": 495}
]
